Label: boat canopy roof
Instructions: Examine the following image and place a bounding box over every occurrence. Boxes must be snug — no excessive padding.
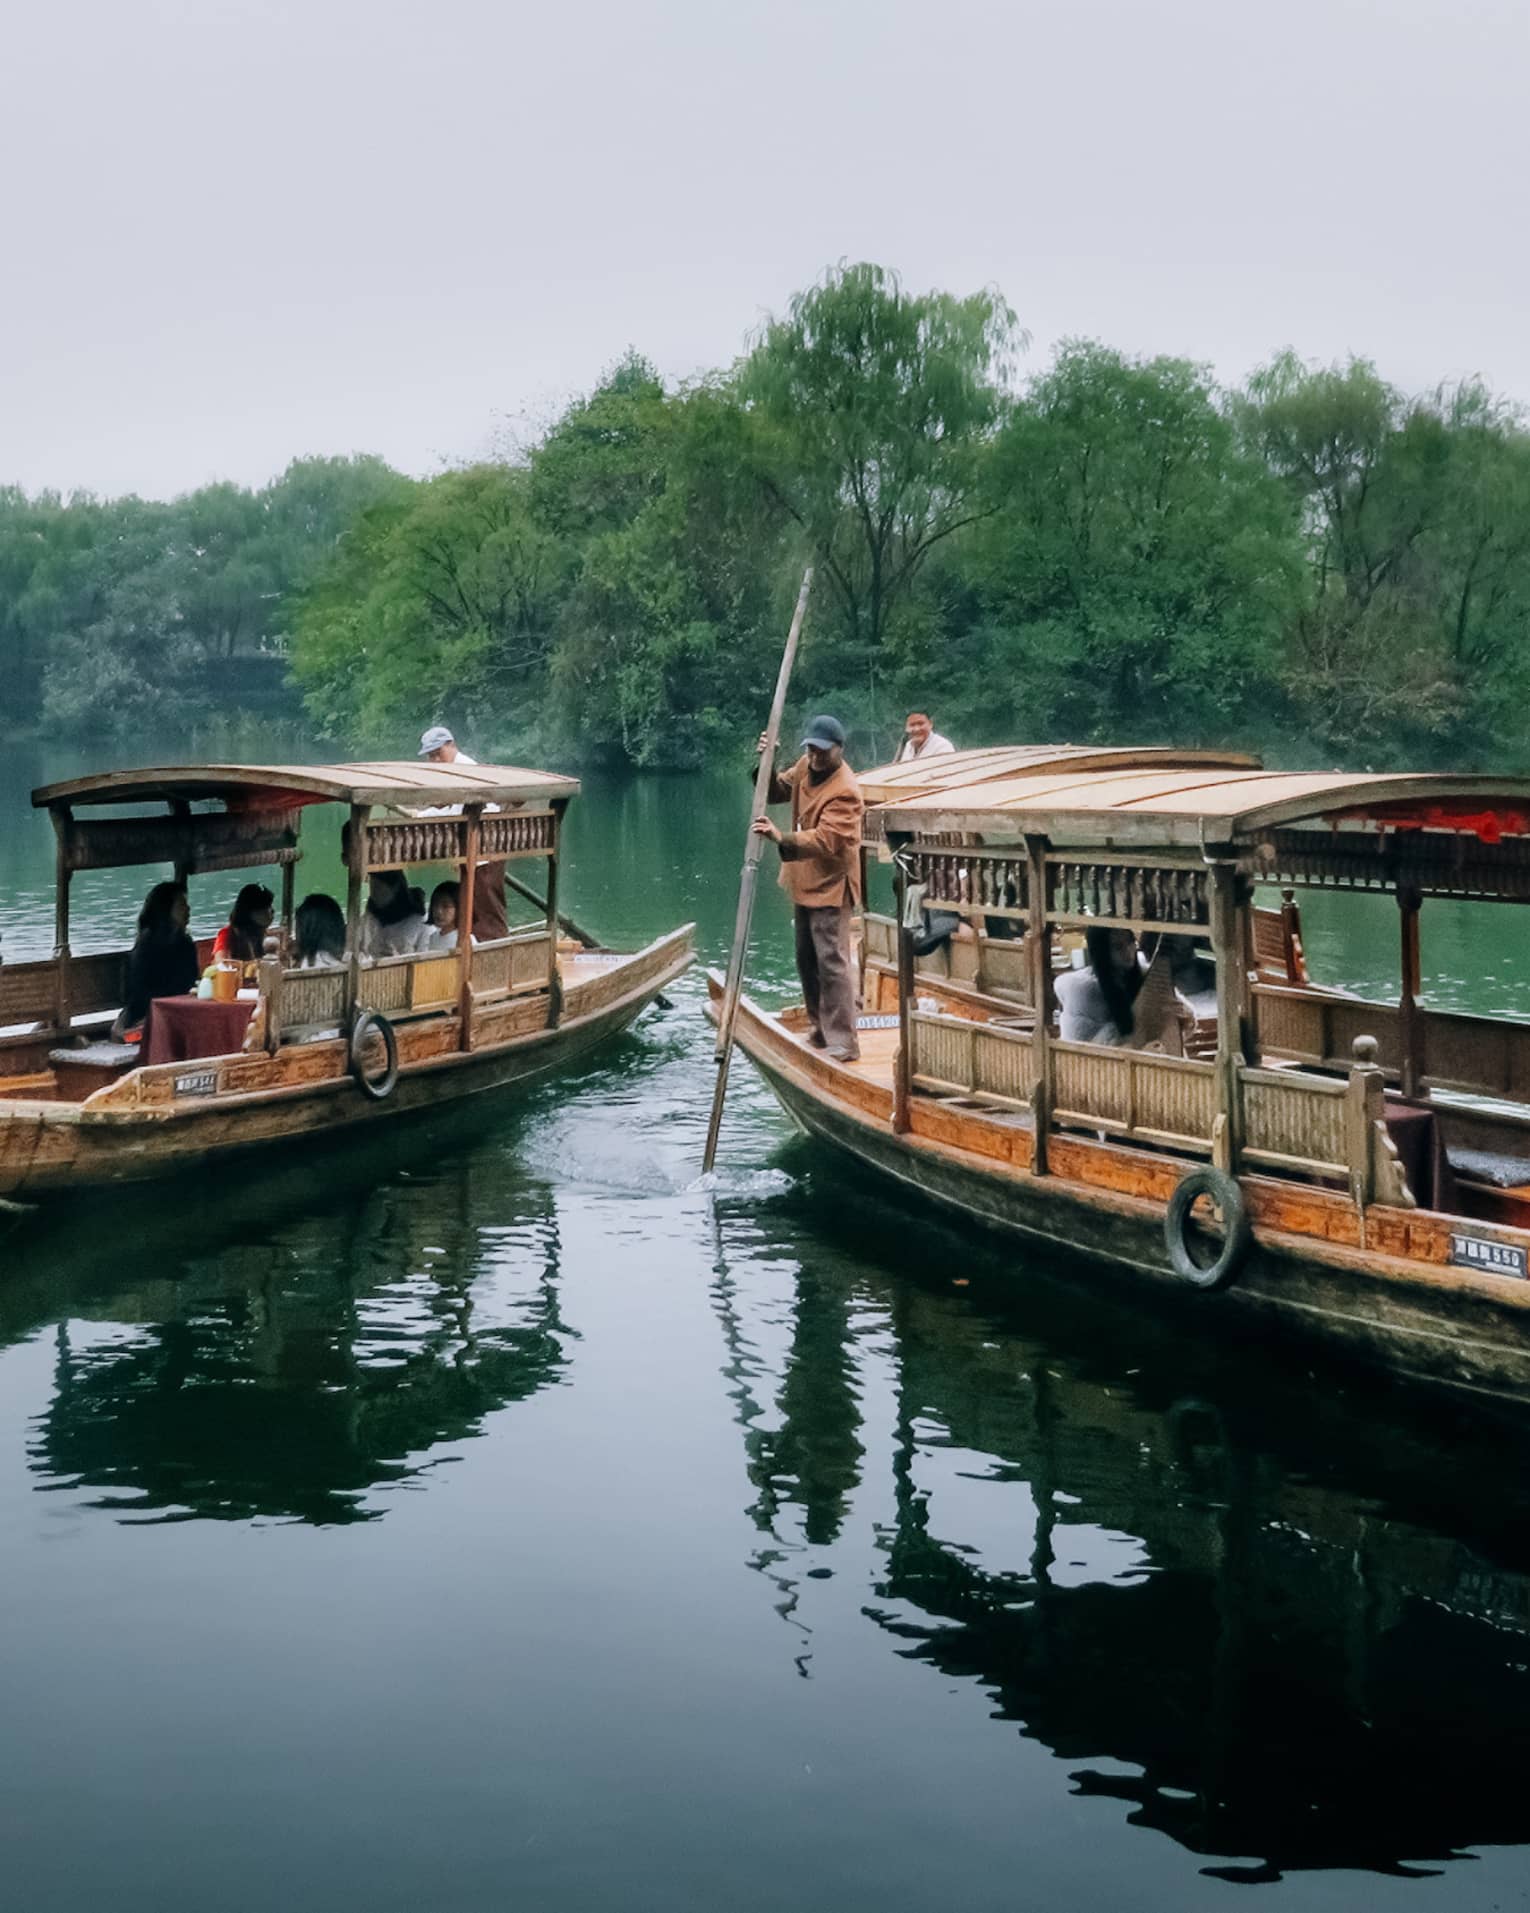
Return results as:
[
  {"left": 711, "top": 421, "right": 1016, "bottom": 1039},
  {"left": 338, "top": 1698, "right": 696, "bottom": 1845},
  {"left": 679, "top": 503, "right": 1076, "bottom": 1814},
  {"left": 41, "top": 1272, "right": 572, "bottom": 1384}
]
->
[
  {"left": 858, "top": 744, "right": 1260, "bottom": 809},
  {"left": 32, "top": 761, "right": 580, "bottom": 813},
  {"left": 880, "top": 766, "right": 1530, "bottom": 849}
]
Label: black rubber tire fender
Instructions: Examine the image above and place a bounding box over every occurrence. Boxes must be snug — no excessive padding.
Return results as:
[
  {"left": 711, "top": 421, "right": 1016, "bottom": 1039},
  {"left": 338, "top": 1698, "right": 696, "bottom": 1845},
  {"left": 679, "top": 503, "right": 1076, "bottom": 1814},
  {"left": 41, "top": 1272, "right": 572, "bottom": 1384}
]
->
[
  {"left": 349, "top": 1009, "right": 399, "bottom": 1101},
  {"left": 1164, "top": 1167, "right": 1250, "bottom": 1290}
]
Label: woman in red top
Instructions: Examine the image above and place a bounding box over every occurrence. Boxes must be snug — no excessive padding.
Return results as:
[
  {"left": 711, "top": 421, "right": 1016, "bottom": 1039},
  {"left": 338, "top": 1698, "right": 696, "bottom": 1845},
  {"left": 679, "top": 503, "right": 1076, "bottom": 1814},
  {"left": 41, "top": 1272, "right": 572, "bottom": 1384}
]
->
[{"left": 211, "top": 884, "right": 275, "bottom": 966}]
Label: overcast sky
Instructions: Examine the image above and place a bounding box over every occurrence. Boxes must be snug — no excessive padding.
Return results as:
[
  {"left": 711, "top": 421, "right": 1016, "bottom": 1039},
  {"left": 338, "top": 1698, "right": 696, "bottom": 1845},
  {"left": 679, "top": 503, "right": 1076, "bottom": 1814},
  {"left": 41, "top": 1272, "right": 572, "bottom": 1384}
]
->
[{"left": 5, "top": 0, "right": 1525, "bottom": 500}]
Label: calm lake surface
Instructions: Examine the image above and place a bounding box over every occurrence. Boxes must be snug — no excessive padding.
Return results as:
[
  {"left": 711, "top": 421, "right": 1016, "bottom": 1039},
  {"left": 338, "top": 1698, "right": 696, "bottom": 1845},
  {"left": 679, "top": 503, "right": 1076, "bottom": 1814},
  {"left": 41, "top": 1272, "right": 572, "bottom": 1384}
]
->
[{"left": 5, "top": 739, "right": 1530, "bottom": 1911}]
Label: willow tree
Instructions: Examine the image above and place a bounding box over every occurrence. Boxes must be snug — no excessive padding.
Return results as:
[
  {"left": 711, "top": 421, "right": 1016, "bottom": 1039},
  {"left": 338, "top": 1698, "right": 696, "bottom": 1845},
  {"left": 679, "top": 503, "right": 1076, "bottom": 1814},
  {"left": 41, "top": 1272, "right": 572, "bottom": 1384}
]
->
[{"left": 737, "top": 263, "right": 1023, "bottom": 700}]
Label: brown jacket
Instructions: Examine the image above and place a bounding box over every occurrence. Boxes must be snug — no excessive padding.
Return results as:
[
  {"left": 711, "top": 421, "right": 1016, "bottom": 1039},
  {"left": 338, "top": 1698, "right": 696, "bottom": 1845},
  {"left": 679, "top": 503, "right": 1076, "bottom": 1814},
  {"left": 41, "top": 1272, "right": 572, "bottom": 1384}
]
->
[{"left": 768, "top": 756, "right": 864, "bottom": 908}]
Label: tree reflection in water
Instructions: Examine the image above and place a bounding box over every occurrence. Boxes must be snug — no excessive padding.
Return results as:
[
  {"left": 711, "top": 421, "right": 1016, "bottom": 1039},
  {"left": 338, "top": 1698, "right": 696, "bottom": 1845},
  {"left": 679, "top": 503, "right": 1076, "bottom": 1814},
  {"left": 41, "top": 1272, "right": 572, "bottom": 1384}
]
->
[
  {"left": 714, "top": 1174, "right": 1530, "bottom": 1883},
  {"left": 15, "top": 1145, "right": 570, "bottom": 1525}
]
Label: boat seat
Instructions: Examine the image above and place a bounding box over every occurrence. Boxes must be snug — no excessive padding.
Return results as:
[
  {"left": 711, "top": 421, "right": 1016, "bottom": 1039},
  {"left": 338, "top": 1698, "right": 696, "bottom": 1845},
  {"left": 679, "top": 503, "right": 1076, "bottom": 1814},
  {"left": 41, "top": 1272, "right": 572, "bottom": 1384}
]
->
[
  {"left": 1447, "top": 1146, "right": 1530, "bottom": 1190},
  {"left": 49, "top": 1040, "right": 139, "bottom": 1071}
]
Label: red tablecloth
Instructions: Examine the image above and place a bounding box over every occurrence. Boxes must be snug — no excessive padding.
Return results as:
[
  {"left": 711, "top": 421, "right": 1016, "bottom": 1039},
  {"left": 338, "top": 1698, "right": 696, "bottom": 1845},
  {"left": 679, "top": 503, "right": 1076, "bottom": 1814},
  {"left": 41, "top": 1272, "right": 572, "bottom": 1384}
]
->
[{"left": 142, "top": 994, "right": 256, "bottom": 1067}]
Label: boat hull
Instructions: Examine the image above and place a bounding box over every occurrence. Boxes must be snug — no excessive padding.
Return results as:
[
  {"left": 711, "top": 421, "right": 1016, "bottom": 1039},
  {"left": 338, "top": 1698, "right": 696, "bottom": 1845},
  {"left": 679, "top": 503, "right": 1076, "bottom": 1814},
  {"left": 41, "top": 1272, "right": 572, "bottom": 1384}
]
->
[
  {"left": 1, "top": 929, "right": 692, "bottom": 1201},
  {"left": 719, "top": 981, "right": 1530, "bottom": 1414}
]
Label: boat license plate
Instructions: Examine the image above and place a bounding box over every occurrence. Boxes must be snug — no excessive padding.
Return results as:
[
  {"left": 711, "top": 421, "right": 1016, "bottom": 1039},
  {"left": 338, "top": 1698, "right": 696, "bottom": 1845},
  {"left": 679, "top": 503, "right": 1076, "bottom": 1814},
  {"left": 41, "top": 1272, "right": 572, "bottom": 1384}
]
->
[
  {"left": 1449, "top": 1233, "right": 1528, "bottom": 1279},
  {"left": 174, "top": 1070, "right": 219, "bottom": 1098}
]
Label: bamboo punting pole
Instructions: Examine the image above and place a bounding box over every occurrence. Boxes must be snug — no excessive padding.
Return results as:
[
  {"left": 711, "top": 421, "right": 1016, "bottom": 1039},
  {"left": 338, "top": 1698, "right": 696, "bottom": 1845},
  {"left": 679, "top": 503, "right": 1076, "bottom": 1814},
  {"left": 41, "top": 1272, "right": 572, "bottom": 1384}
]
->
[{"left": 702, "top": 565, "right": 814, "bottom": 1173}]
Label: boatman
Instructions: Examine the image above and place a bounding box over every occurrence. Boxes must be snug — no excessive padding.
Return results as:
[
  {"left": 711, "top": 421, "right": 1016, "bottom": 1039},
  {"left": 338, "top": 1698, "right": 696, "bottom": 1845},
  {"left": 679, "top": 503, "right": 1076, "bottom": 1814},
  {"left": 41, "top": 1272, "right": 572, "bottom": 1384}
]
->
[
  {"left": 753, "top": 715, "right": 865, "bottom": 1062},
  {"left": 416, "top": 723, "right": 507, "bottom": 941},
  {"left": 895, "top": 712, "right": 955, "bottom": 761}
]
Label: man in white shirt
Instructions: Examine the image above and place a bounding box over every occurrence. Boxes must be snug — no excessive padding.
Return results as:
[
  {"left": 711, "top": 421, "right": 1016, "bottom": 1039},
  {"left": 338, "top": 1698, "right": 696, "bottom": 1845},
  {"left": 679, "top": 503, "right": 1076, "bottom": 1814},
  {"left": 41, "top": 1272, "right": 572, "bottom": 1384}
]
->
[
  {"left": 416, "top": 726, "right": 505, "bottom": 937},
  {"left": 419, "top": 724, "right": 476, "bottom": 765},
  {"left": 895, "top": 712, "right": 955, "bottom": 761}
]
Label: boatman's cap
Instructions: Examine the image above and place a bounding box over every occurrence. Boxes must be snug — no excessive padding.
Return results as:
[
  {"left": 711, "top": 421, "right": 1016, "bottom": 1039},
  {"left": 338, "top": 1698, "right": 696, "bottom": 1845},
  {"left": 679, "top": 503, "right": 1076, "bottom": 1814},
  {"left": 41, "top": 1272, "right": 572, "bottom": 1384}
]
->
[
  {"left": 801, "top": 715, "right": 846, "bottom": 751},
  {"left": 419, "top": 725, "right": 455, "bottom": 756}
]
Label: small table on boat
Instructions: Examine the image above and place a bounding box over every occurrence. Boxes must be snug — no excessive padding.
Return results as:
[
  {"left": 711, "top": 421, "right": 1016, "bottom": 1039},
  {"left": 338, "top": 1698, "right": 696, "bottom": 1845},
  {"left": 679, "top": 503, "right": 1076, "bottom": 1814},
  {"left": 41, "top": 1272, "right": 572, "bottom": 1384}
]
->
[{"left": 142, "top": 994, "right": 257, "bottom": 1067}]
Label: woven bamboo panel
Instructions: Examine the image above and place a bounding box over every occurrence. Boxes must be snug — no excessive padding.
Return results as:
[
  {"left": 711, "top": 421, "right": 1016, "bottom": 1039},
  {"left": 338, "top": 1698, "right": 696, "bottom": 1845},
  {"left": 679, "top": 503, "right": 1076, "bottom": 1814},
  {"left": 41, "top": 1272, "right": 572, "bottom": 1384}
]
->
[
  {"left": 910, "top": 1012, "right": 976, "bottom": 1094},
  {"left": 1053, "top": 1043, "right": 1132, "bottom": 1127},
  {"left": 357, "top": 961, "right": 412, "bottom": 1014},
  {"left": 979, "top": 939, "right": 1031, "bottom": 1001},
  {"left": 280, "top": 969, "right": 346, "bottom": 1027},
  {"left": 0, "top": 959, "right": 59, "bottom": 1026},
  {"left": 971, "top": 1024, "right": 1037, "bottom": 1105},
  {"left": 1241, "top": 1069, "right": 1347, "bottom": 1175},
  {"left": 509, "top": 933, "right": 553, "bottom": 990},
  {"left": 471, "top": 942, "right": 513, "bottom": 995},
  {"left": 1053, "top": 1042, "right": 1216, "bottom": 1148}
]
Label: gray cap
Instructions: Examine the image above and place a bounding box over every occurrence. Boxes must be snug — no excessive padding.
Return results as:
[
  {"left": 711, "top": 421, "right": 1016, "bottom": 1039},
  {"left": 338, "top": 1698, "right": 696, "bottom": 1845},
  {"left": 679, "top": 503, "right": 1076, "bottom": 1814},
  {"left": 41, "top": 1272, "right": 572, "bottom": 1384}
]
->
[
  {"left": 801, "top": 714, "right": 846, "bottom": 751},
  {"left": 418, "top": 725, "right": 455, "bottom": 756}
]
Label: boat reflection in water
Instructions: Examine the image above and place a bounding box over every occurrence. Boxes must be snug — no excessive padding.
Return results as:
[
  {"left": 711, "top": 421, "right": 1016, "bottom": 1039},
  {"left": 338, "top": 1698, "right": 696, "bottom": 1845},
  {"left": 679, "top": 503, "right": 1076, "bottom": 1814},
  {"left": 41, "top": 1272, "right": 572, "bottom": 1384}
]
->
[
  {"left": 10, "top": 1137, "right": 571, "bottom": 1526},
  {"left": 714, "top": 1176, "right": 1530, "bottom": 1884}
]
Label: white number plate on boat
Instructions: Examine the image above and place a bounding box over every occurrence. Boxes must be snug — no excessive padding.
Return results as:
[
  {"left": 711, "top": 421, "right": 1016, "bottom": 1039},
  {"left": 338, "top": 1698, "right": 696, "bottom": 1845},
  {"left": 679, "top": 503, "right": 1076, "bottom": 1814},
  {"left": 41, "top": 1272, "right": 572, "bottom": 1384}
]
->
[
  {"left": 1449, "top": 1233, "right": 1528, "bottom": 1279},
  {"left": 174, "top": 1070, "right": 219, "bottom": 1098}
]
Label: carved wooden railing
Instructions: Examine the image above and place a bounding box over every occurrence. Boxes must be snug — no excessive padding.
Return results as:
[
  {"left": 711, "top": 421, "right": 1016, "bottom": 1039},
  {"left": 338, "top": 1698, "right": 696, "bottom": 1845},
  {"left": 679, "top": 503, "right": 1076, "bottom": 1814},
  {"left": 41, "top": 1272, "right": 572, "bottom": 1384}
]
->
[
  {"left": 364, "top": 808, "right": 556, "bottom": 871},
  {"left": 909, "top": 1011, "right": 1037, "bottom": 1110},
  {"left": 1051, "top": 1041, "right": 1218, "bottom": 1153},
  {"left": 1254, "top": 984, "right": 1530, "bottom": 1103}
]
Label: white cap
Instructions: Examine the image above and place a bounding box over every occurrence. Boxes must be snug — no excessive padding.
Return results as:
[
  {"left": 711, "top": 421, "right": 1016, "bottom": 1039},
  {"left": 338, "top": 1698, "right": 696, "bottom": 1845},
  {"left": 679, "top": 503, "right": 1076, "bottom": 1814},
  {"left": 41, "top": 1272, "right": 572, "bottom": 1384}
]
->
[{"left": 419, "top": 725, "right": 454, "bottom": 756}]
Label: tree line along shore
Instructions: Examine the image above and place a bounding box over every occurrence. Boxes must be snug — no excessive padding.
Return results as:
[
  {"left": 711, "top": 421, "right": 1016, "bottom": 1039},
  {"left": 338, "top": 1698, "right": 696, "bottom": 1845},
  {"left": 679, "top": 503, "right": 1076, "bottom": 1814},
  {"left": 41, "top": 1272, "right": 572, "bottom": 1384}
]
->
[{"left": 6, "top": 262, "right": 1530, "bottom": 772}]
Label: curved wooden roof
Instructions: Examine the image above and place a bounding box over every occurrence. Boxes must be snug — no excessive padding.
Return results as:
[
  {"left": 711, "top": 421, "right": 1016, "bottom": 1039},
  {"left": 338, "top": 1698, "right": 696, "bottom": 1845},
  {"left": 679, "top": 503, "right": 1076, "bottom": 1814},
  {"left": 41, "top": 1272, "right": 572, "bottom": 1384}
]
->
[
  {"left": 881, "top": 766, "right": 1530, "bottom": 848},
  {"left": 32, "top": 761, "right": 580, "bottom": 812},
  {"left": 858, "top": 743, "right": 1260, "bottom": 808}
]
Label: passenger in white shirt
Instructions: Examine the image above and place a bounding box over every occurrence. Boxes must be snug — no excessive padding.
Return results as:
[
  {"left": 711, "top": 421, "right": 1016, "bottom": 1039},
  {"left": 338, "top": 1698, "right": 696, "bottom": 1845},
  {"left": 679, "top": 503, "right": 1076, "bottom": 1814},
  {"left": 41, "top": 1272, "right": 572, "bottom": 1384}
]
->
[{"left": 895, "top": 712, "right": 955, "bottom": 761}]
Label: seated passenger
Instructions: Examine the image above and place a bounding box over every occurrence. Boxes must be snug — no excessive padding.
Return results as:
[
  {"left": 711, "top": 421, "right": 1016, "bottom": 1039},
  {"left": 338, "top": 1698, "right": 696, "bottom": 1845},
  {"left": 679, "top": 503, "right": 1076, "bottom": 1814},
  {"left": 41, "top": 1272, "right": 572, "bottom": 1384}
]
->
[
  {"left": 111, "top": 881, "right": 199, "bottom": 1040},
  {"left": 1055, "top": 926, "right": 1192, "bottom": 1049},
  {"left": 425, "top": 881, "right": 462, "bottom": 952},
  {"left": 293, "top": 893, "right": 347, "bottom": 969},
  {"left": 360, "top": 871, "right": 430, "bottom": 957},
  {"left": 212, "top": 884, "right": 275, "bottom": 968}
]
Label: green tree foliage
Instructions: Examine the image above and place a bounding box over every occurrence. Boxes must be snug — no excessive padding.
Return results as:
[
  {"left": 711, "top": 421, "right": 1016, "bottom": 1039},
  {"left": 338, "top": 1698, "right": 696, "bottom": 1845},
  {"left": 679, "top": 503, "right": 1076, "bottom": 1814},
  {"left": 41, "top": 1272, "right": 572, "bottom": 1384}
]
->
[
  {"left": 940, "top": 342, "right": 1301, "bottom": 747},
  {"left": 737, "top": 264, "right": 1022, "bottom": 690},
  {"left": 15, "top": 263, "right": 1530, "bottom": 775},
  {"left": 291, "top": 464, "right": 566, "bottom": 749},
  {"left": 1238, "top": 354, "right": 1530, "bottom": 761},
  {"left": 1, "top": 455, "right": 408, "bottom": 735}
]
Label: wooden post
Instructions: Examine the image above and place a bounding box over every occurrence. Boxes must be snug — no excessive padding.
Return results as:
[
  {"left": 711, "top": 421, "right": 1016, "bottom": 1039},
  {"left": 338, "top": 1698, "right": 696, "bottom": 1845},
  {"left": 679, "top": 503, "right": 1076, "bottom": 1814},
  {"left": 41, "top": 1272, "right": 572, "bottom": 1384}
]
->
[
  {"left": 1026, "top": 835, "right": 1051, "bottom": 1175},
  {"left": 892, "top": 858, "right": 915, "bottom": 1134},
  {"left": 280, "top": 857, "right": 296, "bottom": 947},
  {"left": 1397, "top": 885, "right": 1423, "bottom": 1100},
  {"left": 1209, "top": 862, "right": 1245, "bottom": 1173},
  {"left": 50, "top": 806, "right": 73, "bottom": 1036},
  {"left": 258, "top": 955, "right": 282, "bottom": 1054},
  {"left": 343, "top": 803, "right": 370, "bottom": 1028},
  {"left": 457, "top": 805, "right": 481, "bottom": 1052},
  {"left": 1346, "top": 1034, "right": 1385, "bottom": 1213},
  {"left": 544, "top": 802, "right": 566, "bottom": 1029},
  {"left": 170, "top": 798, "right": 192, "bottom": 890}
]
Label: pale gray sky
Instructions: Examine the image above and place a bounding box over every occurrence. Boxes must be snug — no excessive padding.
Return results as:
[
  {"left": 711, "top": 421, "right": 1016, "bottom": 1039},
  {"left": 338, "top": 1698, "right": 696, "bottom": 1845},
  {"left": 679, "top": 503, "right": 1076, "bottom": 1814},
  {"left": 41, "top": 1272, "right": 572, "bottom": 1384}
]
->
[{"left": 5, "top": 0, "right": 1526, "bottom": 500}]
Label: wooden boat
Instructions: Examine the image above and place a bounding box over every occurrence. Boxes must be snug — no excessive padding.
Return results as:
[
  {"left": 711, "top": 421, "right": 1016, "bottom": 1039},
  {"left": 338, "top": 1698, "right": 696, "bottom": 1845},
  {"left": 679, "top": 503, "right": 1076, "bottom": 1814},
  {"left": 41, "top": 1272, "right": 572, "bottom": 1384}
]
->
[
  {"left": 0, "top": 760, "right": 693, "bottom": 1199},
  {"left": 710, "top": 744, "right": 1530, "bottom": 1411}
]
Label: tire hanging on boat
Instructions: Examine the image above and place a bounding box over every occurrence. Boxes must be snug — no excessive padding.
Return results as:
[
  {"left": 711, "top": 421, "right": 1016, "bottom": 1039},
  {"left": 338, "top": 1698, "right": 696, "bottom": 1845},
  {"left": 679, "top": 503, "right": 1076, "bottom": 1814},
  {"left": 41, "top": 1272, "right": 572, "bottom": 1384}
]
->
[
  {"left": 350, "top": 1009, "right": 399, "bottom": 1101},
  {"left": 1164, "top": 1167, "right": 1250, "bottom": 1290}
]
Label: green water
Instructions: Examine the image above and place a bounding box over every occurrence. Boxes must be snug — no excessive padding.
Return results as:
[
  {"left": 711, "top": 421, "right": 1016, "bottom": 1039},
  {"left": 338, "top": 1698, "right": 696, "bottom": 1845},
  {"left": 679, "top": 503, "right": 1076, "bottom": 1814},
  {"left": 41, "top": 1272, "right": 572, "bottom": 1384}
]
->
[{"left": 5, "top": 740, "right": 1530, "bottom": 1910}]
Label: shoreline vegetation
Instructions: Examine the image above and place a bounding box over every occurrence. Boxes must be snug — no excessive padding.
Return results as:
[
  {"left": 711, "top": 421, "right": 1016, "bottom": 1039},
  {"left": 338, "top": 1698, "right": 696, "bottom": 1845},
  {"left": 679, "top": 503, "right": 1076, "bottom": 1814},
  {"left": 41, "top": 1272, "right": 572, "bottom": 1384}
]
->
[{"left": 6, "top": 262, "right": 1530, "bottom": 773}]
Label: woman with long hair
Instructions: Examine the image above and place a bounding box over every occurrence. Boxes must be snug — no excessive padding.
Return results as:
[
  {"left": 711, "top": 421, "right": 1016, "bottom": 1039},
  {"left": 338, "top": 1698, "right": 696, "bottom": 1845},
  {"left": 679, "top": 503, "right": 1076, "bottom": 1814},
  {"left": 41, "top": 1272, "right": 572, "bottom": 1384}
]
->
[
  {"left": 1055, "top": 926, "right": 1147, "bottom": 1046},
  {"left": 111, "top": 881, "right": 199, "bottom": 1039},
  {"left": 360, "top": 870, "right": 429, "bottom": 957},
  {"left": 293, "top": 893, "right": 347, "bottom": 969},
  {"left": 212, "top": 884, "right": 274, "bottom": 967}
]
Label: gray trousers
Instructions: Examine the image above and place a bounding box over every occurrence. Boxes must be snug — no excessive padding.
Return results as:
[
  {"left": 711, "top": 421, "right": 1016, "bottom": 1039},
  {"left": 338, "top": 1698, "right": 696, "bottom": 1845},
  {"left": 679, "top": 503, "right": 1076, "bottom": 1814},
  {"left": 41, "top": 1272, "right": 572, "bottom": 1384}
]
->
[{"left": 794, "top": 902, "right": 859, "bottom": 1055}]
